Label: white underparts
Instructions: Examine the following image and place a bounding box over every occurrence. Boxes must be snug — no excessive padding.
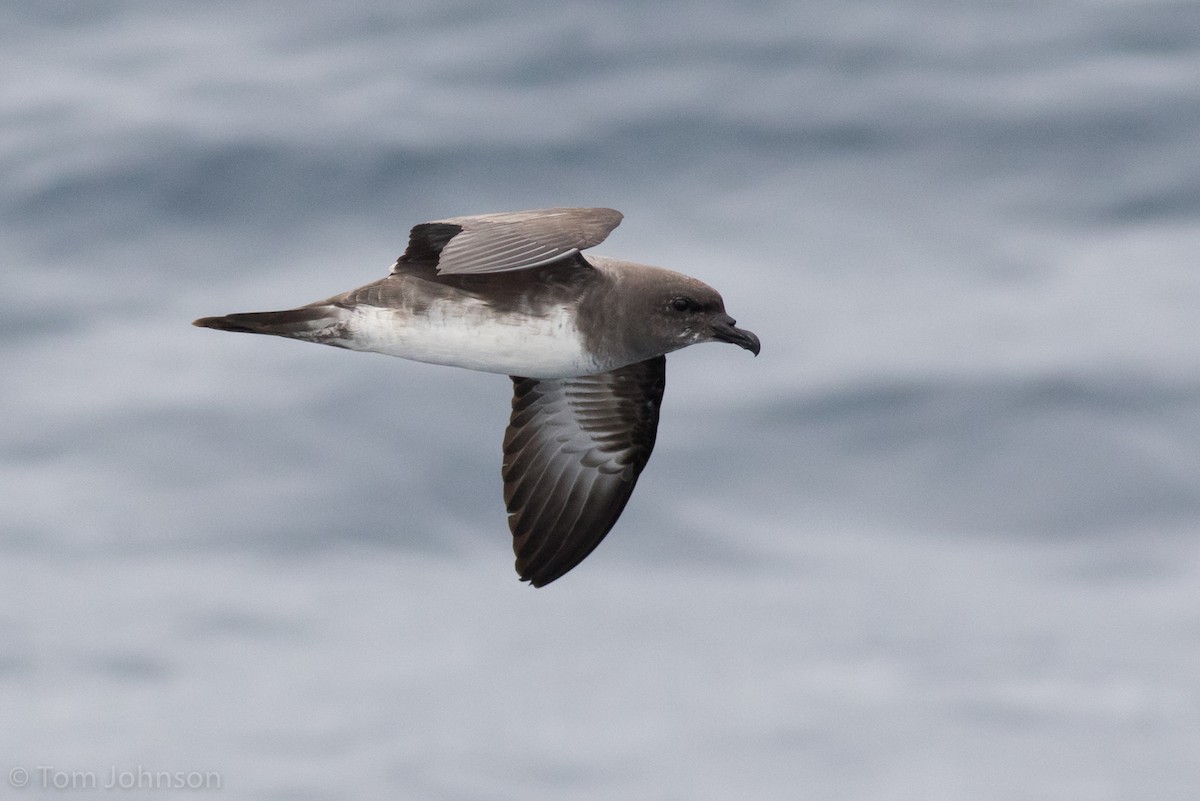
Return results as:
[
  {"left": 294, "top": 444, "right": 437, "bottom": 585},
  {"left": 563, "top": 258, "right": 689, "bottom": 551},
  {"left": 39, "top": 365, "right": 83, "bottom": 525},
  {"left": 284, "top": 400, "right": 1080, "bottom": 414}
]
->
[{"left": 336, "top": 300, "right": 600, "bottom": 379}]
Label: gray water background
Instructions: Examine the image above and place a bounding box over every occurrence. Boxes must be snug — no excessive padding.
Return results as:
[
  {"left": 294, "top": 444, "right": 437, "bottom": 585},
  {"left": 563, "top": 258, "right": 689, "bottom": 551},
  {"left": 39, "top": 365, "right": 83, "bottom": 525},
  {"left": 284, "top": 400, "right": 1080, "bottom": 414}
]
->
[{"left": 3, "top": 1, "right": 1199, "bottom": 798}]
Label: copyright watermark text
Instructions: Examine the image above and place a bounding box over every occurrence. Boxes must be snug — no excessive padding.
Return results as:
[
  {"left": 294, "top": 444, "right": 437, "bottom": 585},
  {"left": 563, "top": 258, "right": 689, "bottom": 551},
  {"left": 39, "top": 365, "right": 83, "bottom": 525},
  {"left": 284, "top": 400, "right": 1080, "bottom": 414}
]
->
[{"left": 9, "top": 765, "right": 223, "bottom": 792}]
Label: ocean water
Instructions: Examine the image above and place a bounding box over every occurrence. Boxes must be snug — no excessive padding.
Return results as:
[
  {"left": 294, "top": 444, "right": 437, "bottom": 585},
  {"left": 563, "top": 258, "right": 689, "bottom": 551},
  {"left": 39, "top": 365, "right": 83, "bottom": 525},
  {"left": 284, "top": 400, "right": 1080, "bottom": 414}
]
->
[{"left": 3, "top": 1, "right": 1199, "bottom": 798}]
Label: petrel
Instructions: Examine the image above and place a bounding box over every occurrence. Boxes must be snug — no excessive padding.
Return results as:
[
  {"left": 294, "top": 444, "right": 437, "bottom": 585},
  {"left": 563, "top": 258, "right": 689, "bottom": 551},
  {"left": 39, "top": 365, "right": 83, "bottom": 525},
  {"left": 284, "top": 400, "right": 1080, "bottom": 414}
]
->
[{"left": 194, "top": 207, "right": 760, "bottom": 586}]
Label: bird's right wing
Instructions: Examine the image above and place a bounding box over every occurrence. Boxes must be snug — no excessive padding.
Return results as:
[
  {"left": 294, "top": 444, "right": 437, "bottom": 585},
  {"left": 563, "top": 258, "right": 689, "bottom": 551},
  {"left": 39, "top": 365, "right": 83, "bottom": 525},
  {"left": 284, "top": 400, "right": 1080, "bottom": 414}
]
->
[
  {"left": 393, "top": 207, "right": 623, "bottom": 275},
  {"left": 502, "top": 356, "right": 666, "bottom": 587}
]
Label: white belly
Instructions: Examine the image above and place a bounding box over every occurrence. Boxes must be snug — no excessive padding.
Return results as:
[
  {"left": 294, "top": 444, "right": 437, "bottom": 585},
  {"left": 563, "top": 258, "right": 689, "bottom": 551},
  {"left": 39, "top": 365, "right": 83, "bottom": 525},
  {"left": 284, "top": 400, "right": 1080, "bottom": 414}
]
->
[{"left": 340, "top": 300, "right": 599, "bottom": 379}]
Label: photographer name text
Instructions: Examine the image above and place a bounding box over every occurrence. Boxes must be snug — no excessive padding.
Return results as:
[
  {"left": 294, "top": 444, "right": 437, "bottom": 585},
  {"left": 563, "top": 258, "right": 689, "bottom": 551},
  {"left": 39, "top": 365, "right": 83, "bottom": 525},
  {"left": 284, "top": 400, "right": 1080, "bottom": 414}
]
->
[{"left": 9, "top": 765, "right": 223, "bottom": 792}]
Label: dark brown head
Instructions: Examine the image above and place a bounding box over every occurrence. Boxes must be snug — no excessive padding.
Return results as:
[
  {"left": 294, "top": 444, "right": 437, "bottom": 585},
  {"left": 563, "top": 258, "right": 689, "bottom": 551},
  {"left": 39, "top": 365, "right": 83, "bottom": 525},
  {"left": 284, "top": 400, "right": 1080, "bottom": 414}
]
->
[{"left": 586, "top": 257, "right": 761, "bottom": 363}]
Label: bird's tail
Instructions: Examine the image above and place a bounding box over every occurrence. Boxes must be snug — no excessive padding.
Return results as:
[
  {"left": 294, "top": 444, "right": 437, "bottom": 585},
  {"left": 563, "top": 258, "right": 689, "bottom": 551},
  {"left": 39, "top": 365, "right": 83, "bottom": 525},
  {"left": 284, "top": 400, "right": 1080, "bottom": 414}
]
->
[{"left": 192, "top": 306, "right": 343, "bottom": 342}]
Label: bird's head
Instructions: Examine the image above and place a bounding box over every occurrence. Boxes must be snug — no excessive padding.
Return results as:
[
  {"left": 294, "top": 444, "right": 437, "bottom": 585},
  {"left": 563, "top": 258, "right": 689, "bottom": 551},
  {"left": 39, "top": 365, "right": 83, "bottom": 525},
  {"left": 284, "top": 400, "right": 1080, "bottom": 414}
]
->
[{"left": 641, "top": 272, "right": 761, "bottom": 358}]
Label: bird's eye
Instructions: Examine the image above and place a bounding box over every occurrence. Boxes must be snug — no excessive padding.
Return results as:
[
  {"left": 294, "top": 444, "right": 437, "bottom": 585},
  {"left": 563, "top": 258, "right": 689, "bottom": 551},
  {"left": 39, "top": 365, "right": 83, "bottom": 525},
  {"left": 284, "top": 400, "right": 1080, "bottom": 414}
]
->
[{"left": 671, "top": 297, "right": 695, "bottom": 312}]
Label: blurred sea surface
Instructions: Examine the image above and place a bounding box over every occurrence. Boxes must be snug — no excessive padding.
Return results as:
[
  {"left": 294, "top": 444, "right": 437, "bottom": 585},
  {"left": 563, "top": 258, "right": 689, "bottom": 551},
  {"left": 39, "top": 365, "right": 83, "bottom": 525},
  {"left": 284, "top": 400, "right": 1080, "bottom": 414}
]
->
[{"left": 2, "top": 1, "right": 1199, "bottom": 799}]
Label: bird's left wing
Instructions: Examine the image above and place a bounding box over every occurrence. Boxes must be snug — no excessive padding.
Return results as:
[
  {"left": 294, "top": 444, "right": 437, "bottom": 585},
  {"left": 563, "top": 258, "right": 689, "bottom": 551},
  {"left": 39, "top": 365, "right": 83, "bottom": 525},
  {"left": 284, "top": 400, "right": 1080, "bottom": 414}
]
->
[
  {"left": 394, "top": 207, "right": 623, "bottom": 275},
  {"left": 502, "top": 356, "right": 666, "bottom": 587}
]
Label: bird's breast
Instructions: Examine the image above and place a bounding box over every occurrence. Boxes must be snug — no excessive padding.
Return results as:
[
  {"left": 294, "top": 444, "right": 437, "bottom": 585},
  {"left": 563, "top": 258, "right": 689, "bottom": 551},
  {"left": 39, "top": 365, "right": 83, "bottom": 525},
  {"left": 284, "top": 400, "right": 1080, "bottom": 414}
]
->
[{"left": 339, "top": 298, "right": 601, "bottom": 379}]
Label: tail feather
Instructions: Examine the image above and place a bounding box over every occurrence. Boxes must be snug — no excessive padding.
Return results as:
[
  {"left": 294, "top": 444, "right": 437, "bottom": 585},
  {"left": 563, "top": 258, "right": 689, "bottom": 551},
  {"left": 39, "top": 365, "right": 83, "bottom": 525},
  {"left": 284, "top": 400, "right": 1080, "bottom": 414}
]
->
[{"left": 192, "top": 307, "right": 342, "bottom": 340}]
